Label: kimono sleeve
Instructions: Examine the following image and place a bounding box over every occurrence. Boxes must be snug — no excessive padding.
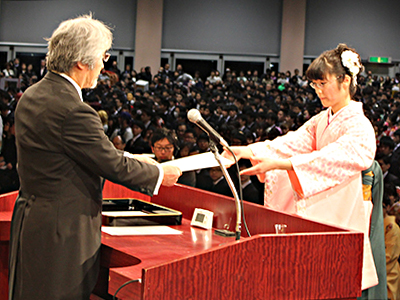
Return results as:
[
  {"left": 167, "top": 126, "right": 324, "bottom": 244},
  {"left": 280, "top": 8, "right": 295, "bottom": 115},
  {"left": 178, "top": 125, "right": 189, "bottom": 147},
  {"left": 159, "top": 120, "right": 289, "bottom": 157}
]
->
[
  {"left": 248, "top": 116, "right": 318, "bottom": 166},
  {"left": 288, "top": 114, "right": 376, "bottom": 198}
]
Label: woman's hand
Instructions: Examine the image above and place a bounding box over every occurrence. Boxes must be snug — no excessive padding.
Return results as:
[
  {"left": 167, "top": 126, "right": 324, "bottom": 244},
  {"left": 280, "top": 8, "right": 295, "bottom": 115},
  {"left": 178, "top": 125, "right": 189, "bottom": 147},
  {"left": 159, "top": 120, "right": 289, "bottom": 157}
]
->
[
  {"left": 221, "top": 146, "right": 253, "bottom": 167},
  {"left": 240, "top": 156, "right": 293, "bottom": 176}
]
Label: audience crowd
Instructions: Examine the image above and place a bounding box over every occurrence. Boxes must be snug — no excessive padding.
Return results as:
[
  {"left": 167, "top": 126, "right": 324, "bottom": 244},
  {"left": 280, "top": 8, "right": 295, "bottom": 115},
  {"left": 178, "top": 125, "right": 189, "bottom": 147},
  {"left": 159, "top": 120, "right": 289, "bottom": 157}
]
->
[
  {"left": 2, "top": 56, "right": 400, "bottom": 296},
  {"left": 2, "top": 58, "right": 400, "bottom": 205}
]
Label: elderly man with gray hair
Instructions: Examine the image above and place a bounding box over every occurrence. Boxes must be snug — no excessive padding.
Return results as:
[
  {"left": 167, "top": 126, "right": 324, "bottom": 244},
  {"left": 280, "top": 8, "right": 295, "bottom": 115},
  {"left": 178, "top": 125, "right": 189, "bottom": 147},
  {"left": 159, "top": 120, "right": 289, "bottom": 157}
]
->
[{"left": 9, "top": 14, "right": 181, "bottom": 300}]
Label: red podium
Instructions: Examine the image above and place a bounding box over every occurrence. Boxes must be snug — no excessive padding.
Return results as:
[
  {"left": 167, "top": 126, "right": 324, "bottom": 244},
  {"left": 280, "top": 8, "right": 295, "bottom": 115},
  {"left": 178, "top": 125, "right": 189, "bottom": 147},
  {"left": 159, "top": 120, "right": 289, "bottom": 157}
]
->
[
  {"left": 0, "top": 191, "right": 17, "bottom": 300},
  {"left": 1, "top": 182, "right": 363, "bottom": 299},
  {"left": 98, "top": 181, "right": 363, "bottom": 299}
]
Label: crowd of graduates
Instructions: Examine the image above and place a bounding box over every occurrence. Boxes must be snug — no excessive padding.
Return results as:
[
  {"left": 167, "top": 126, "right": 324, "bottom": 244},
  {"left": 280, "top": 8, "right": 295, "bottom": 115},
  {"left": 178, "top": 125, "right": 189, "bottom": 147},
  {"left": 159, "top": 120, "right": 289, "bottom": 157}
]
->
[
  {"left": 2, "top": 57, "right": 400, "bottom": 297},
  {"left": 2, "top": 58, "right": 400, "bottom": 208}
]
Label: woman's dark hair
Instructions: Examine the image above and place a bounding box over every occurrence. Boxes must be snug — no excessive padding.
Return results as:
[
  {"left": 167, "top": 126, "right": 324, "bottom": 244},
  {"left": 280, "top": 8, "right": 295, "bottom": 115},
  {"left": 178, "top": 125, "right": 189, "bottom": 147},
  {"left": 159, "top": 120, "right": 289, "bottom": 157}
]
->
[{"left": 306, "top": 43, "right": 363, "bottom": 98}]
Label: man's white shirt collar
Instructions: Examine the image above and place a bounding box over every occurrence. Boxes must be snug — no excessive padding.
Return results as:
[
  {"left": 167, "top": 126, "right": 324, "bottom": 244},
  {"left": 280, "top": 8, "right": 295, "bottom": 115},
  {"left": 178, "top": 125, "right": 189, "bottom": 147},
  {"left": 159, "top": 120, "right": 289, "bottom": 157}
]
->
[{"left": 59, "top": 73, "right": 83, "bottom": 102}]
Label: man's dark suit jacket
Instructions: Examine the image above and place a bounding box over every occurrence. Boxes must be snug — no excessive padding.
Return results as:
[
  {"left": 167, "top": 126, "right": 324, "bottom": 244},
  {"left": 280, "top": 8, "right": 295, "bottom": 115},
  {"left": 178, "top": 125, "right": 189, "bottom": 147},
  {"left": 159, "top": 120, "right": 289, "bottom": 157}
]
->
[{"left": 9, "top": 72, "right": 160, "bottom": 300}]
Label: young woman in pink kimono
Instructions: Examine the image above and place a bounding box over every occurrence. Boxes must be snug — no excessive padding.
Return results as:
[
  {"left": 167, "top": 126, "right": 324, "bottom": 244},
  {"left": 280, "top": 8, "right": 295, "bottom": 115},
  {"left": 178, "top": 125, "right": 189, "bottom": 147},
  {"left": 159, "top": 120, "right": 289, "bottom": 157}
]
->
[{"left": 222, "top": 44, "right": 378, "bottom": 290}]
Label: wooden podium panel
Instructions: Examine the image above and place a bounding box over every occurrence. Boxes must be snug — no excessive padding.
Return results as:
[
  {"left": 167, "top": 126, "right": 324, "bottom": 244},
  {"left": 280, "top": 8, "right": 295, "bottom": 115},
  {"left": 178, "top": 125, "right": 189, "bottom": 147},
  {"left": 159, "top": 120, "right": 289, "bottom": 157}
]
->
[
  {"left": 100, "top": 182, "right": 363, "bottom": 300},
  {"left": 1, "top": 182, "right": 364, "bottom": 300},
  {"left": 0, "top": 191, "right": 17, "bottom": 300},
  {"left": 99, "top": 219, "right": 238, "bottom": 298},
  {"left": 142, "top": 233, "right": 362, "bottom": 299}
]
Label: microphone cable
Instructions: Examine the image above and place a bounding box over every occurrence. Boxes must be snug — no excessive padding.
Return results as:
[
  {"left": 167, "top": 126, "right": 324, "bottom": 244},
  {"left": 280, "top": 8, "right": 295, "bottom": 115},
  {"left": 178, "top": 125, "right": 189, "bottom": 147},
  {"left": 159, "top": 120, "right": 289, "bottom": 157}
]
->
[
  {"left": 225, "top": 146, "right": 251, "bottom": 238},
  {"left": 113, "top": 279, "right": 140, "bottom": 300},
  {"left": 188, "top": 108, "right": 251, "bottom": 237}
]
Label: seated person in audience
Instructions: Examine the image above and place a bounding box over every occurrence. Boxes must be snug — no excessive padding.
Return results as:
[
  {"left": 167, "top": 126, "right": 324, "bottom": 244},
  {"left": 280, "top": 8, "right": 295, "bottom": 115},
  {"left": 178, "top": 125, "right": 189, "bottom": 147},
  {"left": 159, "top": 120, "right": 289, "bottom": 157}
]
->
[
  {"left": 125, "top": 120, "right": 151, "bottom": 154},
  {"left": 390, "top": 129, "right": 400, "bottom": 178},
  {"left": 2, "top": 62, "right": 15, "bottom": 78},
  {"left": 238, "top": 160, "right": 261, "bottom": 205},
  {"left": 110, "top": 111, "right": 134, "bottom": 143},
  {"left": 112, "top": 134, "right": 126, "bottom": 151},
  {"left": 141, "top": 107, "right": 157, "bottom": 131},
  {"left": 176, "top": 141, "right": 192, "bottom": 158},
  {"left": 151, "top": 128, "right": 196, "bottom": 187},
  {"left": 195, "top": 167, "right": 211, "bottom": 191},
  {"left": 105, "top": 114, "right": 119, "bottom": 138},
  {"left": 377, "top": 153, "right": 400, "bottom": 187},
  {"left": 379, "top": 136, "right": 395, "bottom": 156},
  {"left": 386, "top": 183, "right": 400, "bottom": 229},
  {"left": 142, "top": 126, "right": 154, "bottom": 148},
  {"left": 199, "top": 166, "right": 233, "bottom": 197},
  {"left": 230, "top": 130, "right": 247, "bottom": 146},
  {"left": 184, "top": 128, "right": 199, "bottom": 155},
  {"left": 237, "top": 114, "right": 251, "bottom": 135},
  {"left": 197, "top": 134, "right": 211, "bottom": 153},
  {"left": 176, "top": 123, "right": 187, "bottom": 143},
  {"left": 0, "top": 116, "right": 19, "bottom": 193},
  {"left": 202, "top": 104, "right": 219, "bottom": 127},
  {"left": 97, "top": 109, "right": 109, "bottom": 133},
  {"left": 227, "top": 105, "right": 239, "bottom": 124},
  {"left": 383, "top": 195, "right": 400, "bottom": 300}
]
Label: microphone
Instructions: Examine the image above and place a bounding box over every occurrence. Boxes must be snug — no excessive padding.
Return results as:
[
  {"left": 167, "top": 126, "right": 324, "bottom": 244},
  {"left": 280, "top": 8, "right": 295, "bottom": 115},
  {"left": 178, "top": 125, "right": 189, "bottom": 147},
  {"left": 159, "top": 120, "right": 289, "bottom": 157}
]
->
[
  {"left": 187, "top": 109, "right": 229, "bottom": 148},
  {"left": 188, "top": 108, "right": 241, "bottom": 240}
]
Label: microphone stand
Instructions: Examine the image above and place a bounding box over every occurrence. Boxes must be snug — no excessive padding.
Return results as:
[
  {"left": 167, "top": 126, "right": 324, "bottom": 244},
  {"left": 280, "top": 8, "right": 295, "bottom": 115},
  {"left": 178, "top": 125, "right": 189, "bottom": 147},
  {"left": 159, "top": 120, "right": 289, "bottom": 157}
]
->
[{"left": 209, "top": 141, "right": 241, "bottom": 240}]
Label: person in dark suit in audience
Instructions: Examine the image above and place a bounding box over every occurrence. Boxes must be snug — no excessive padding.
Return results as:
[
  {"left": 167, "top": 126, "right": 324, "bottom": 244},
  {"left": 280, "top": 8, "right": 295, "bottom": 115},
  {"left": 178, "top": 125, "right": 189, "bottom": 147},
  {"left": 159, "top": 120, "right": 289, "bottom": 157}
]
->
[
  {"left": 196, "top": 134, "right": 211, "bottom": 153},
  {"left": 38, "top": 59, "right": 47, "bottom": 80},
  {"left": 9, "top": 14, "right": 181, "bottom": 300},
  {"left": 389, "top": 130, "right": 400, "bottom": 178},
  {"left": 112, "top": 133, "right": 126, "bottom": 151},
  {"left": 0, "top": 115, "right": 19, "bottom": 194},
  {"left": 238, "top": 160, "right": 261, "bottom": 204},
  {"left": 201, "top": 166, "right": 233, "bottom": 197},
  {"left": 379, "top": 136, "right": 395, "bottom": 157},
  {"left": 125, "top": 120, "right": 151, "bottom": 154},
  {"left": 376, "top": 153, "right": 400, "bottom": 187}
]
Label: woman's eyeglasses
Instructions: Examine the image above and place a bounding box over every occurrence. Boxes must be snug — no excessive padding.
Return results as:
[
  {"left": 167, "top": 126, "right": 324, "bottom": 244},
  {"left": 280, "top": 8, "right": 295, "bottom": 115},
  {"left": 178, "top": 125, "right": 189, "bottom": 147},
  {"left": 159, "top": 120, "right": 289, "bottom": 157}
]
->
[{"left": 310, "top": 75, "right": 343, "bottom": 90}]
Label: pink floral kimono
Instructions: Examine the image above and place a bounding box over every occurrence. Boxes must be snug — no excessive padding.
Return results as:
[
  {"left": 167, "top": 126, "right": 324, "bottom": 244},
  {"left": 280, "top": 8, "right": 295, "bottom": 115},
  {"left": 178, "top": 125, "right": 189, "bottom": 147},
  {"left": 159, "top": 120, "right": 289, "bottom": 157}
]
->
[{"left": 249, "top": 101, "right": 378, "bottom": 290}]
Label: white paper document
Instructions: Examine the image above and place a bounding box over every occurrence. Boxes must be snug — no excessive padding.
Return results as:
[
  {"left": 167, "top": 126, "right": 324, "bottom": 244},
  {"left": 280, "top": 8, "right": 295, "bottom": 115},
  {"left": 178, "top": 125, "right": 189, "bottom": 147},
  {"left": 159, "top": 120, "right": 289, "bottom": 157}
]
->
[
  {"left": 102, "top": 211, "right": 148, "bottom": 217},
  {"left": 102, "top": 226, "right": 183, "bottom": 236},
  {"left": 161, "top": 152, "right": 234, "bottom": 172}
]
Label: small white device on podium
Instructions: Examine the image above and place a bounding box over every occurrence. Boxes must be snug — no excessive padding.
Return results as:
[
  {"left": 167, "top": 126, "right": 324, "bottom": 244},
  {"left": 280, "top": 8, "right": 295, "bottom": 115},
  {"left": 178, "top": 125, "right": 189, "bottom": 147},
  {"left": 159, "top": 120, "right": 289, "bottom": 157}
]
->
[{"left": 190, "top": 208, "right": 214, "bottom": 230}]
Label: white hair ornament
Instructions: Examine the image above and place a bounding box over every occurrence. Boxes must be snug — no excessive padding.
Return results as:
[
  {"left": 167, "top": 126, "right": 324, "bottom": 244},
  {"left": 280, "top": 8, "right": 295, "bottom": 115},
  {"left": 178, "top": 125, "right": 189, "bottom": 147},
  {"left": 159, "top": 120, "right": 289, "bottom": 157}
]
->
[{"left": 341, "top": 50, "right": 361, "bottom": 86}]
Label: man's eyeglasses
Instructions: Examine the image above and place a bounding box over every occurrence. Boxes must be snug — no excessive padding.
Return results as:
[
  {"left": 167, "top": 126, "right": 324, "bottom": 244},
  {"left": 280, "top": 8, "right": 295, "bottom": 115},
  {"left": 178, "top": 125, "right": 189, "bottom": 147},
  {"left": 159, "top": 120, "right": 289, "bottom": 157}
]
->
[
  {"left": 154, "top": 145, "right": 174, "bottom": 152},
  {"left": 103, "top": 52, "right": 111, "bottom": 63},
  {"left": 310, "top": 75, "right": 343, "bottom": 90}
]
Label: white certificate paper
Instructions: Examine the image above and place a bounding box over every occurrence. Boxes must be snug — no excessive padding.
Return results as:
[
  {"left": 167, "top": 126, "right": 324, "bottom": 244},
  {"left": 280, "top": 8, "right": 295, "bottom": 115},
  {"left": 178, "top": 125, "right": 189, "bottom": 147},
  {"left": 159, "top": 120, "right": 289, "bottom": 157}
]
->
[
  {"left": 102, "top": 211, "right": 148, "bottom": 217},
  {"left": 102, "top": 226, "right": 183, "bottom": 236},
  {"left": 161, "top": 152, "right": 234, "bottom": 172}
]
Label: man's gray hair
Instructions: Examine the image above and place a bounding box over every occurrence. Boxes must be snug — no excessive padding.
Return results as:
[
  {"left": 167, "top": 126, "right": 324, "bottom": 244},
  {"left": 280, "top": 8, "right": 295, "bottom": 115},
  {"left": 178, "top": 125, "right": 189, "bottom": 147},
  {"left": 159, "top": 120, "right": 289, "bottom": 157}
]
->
[{"left": 46, "top": 14, "right": 113, "bottom": 73}]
